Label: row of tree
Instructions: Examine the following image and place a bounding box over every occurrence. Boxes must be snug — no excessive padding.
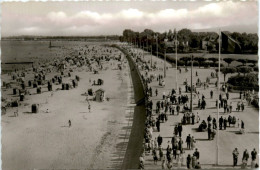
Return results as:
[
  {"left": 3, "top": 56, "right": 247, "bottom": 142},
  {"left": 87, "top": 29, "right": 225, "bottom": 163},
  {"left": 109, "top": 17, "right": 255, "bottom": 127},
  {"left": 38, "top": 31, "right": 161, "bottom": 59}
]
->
[{"left": 120, "top": 28, "right": 258, "bottom": 54}]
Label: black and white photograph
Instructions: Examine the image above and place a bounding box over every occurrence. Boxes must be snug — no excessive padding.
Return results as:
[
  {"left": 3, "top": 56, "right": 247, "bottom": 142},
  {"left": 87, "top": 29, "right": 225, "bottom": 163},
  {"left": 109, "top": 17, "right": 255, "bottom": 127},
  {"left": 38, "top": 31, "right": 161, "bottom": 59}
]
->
[{"left": 1, "top": 1, "right": 259, "bottom": 169}]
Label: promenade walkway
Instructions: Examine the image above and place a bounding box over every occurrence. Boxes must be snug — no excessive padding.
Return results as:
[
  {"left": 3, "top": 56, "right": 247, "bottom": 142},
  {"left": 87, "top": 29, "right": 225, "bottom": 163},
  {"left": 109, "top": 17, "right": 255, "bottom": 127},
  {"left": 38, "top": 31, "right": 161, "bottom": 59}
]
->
[{"left": 132, "top": 47, "right": 259, "bottom": 169}]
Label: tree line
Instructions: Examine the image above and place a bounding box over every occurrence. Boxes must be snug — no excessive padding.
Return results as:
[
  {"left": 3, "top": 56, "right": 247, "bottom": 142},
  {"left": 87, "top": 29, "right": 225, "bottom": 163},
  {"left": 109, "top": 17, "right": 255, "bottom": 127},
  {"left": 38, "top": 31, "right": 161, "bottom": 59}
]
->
[{"left": 120, "top": 28, "right": 258, "bottom": 54}]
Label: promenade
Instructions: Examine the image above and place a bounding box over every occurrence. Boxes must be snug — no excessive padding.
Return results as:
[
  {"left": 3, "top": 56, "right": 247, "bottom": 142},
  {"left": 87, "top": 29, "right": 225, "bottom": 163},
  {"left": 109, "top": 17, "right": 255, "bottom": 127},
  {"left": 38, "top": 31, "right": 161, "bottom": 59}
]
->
[{"left": 130, "top": 46, "right": 259, "bottom": 169}]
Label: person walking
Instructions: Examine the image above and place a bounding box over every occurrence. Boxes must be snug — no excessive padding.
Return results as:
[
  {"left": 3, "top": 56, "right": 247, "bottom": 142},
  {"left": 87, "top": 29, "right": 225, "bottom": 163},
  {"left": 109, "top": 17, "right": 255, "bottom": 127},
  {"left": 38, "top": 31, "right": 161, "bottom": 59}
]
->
[
  {"left": 191, "top": 136, "right": 196, "bottom": 150},
  {"left": 233, "top": 148, "right": 239, "bottom": 167},
  {"left": 210, "top": 90, "right": 213, "bottom": 99},
  {"left": 213, "top": 118, "right": 217, "bottom": 129},
  {"left": 159, "top": 147, "right": 164, "bottom": 161},
  {"left": 178, "top": 123, "right": 183, "bottom": 137},
  {"left": 242, "top": 149, "right": 249, "bottom": 163},
  {"left": 156, "top": 118, "right": 160, "bottom": 132},
  {"left": 251, "top": 148, "right": 257, "bottom": 161},
  {"left": 68, "top": 120, "right": 71, "bottom": 127},
  {"left": 174, "top": 125, "right": 178, "bottom": 136},
  {"left": 178, "top": 137, "right": 183, "bottom": 152},
  {"left": 88, "top": 104, "right": 91, "bottom": 113},
  {"left": 186, "top": 134, "right": 191, "bottom": 150},
  {"left": 194, "top": 148, "right": 200, "bottom": 160},
  {"left": 241, "top": 102, "right": 245, "bottom": 112},
  {"left": 196, "top": 112, "right": 200, "bottom": 123},
  {"left": 224, "top": 118, "right": 227, "bottom": 130},
  {"left": 161, "top": 155, "right": 166, "bottom": 169},
  {"left": 157, "top": 135, "right": 163, "bottom": 147},
  {"left": 208, "top": 127, "right": 211, "bottom": 140},
  {"left": 192, "top": 154, "right": 198, "bottom": 168},
  {"left": 187, "top": 154, "right": 192, "bottom": 169},
  {"left": 219, "top": 116, "right": 223, "bottom": 130},
  {"left": 251, "top": 148, "right": 257, "bottom": 169},
  {"left": 152, "top": 149, "right": 158, "bottom": 165},
  {"left": 241, "top": 120, "right": 245, "bottom": 129},
  {"left": 191, "top": 112, "right": 195, "bottom": 125}
]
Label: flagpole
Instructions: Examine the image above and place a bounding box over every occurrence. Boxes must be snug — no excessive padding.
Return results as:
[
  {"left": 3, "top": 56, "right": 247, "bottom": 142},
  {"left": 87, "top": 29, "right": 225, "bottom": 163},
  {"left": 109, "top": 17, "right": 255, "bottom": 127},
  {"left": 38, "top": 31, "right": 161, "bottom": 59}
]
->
[
  {"left": 190, "top": 55, "right": 193, "bottom": 113},
  {"left": 175, "top": 29, "right": 178, "bottom": 92},
  {"left": 216, "top": 29, "right": 221, "bottom": 166}
]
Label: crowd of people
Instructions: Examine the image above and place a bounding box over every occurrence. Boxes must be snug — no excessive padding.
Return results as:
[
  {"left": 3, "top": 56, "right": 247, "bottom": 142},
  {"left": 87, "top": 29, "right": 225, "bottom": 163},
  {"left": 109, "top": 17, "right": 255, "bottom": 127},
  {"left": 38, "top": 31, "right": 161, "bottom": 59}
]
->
[{"left": 122, "top": 46, "right": 258, "bottom": 169}]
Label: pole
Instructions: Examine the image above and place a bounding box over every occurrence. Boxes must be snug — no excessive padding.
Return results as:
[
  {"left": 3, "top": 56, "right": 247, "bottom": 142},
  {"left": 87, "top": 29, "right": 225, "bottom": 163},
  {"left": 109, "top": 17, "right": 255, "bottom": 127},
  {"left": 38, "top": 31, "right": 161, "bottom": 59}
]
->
[
  {"left": 156, "top": 35, "right": 159, "bottom": 58},
  {"left": 190, "top": 55, "right": 193, "bottom": 112},
  {"left": 146, "top": 35, "right": 148, "bottom": 53},
  {"left": 151, "top": 44, "right": 153, "bottom": 68},
  {"left": 216, "top": 29, "right": 221, "bottom": 166},
  {"left": 175, "top": 30, "right": 178, "bottom": 91},
  {"left": 142, "top": 42, "right": 144, "bottom": 60},
  {"left": 164, "top": 47, "right": 166, "bottom": 78}
]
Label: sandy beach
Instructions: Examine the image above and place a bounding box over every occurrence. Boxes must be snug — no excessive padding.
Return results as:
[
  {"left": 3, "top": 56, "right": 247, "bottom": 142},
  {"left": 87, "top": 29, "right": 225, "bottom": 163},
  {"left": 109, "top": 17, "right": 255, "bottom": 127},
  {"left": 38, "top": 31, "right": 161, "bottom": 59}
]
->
[{"left": 2, "top": 42, "right": 135, "bottom": 170}]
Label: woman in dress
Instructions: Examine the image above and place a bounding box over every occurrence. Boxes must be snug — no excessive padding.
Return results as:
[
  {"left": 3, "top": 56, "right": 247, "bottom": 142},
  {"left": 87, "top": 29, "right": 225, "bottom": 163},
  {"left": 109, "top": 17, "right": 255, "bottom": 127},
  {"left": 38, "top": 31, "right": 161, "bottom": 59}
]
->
[{"left": 191, "top": 136, "right": 196, "bottom": 150}]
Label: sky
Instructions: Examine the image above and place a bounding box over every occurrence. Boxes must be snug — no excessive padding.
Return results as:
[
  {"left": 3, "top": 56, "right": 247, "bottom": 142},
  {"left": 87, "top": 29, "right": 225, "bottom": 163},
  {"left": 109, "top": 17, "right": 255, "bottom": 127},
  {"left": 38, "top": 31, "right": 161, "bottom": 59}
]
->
[{"left": 1, "top": 1, "right": 258, "bottom": 37}]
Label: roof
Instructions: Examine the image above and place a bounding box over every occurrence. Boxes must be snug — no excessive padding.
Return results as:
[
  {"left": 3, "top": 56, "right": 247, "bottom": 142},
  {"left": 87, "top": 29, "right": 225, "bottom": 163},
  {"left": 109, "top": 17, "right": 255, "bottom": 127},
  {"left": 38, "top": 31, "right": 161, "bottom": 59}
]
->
[{"left": 95, "top": 88, "right": 105, "bottom": 92}]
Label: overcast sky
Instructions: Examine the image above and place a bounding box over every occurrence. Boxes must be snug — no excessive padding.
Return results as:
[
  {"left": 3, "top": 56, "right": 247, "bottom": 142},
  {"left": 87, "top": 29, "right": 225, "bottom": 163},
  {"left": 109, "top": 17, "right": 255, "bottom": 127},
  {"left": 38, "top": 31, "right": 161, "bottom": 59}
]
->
[{"left": 1, "top": 1, "right": 258, "bottom": 36}]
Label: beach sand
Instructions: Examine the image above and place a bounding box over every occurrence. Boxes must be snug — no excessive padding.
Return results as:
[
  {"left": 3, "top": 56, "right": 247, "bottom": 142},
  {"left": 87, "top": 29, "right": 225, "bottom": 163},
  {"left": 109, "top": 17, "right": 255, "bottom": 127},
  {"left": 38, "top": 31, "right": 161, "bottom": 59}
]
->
[{"left": 2, "top": 43, "right": 134, "bottom": 170}]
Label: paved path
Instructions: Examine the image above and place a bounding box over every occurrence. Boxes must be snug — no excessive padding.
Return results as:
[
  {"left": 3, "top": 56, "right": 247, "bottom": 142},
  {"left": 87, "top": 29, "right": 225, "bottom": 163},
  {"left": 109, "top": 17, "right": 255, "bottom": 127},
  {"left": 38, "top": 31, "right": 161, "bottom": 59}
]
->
[
  {"left": 116, "top": 46, "right": 147, "bottom": 169},
  {"left": 131, "top": 47, "right": 259, "bottom": 169}
]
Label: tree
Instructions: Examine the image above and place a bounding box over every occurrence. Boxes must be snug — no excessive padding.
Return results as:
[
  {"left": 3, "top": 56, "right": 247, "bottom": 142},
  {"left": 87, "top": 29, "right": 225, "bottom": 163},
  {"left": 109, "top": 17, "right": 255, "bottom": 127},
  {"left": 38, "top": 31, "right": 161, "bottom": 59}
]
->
[
  {"left": 194, "top": 57, "right": 206, "bottom": 68},
  {"left": 220, "top": 67, "right": 236, "bottom": 83},
  {"left": 208, "top": 58, "right": 218, "bottom": 68},
  {"left": 237, "top": 66, "right": 253, "bottom": 77},
  {"left": 227, "top": 73, "right": 258, "bottom": 91},
  {"left": 178, "top": 43, "right": 185, "bottom": 53},
  {"left": 247, "top": 59, "right": 258, "bottom": 66},
  {"left": 180, "top": 57, "right": 191, "bottom": 66},
  {"left": 223, "top": 58, "right": 235, "bottom": 67},
  {"left": 237, "top": 59, "right": 247, "bottom": 66}
]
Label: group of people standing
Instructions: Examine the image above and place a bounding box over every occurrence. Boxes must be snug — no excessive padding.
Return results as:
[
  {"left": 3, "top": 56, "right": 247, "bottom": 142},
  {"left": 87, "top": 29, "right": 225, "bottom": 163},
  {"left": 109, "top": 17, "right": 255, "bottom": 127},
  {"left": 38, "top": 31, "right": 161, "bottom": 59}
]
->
[
  {"left": 128, "top": 47, "right": 258, "bottom": 169},
  {"left": 233, "top": 148, "right": 258, "bottom": 168}
]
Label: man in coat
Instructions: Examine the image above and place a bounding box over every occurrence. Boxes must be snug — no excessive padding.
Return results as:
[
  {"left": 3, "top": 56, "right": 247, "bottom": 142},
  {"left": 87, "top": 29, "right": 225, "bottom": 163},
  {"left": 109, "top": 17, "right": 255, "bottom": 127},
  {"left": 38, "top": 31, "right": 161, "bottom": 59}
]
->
[
  {"left": 186, "top": 134, "right": 191, "bottom": 150},
  {"left": 243, "top": 149, "right": 249, "bottom": 162},
  {"left": 187, "top": 154, "right": 191, "bottom": 169},
  {"left": 251, "top": 148, "right": 257, "bottom": 161},
  {"left": 157, "top": 135, "right": 163, "bottom": 147},
  {"left": 191, "top": 112, "right": 195, "bottom": 125},
  {"left": 178, "top": 123, "right": 183, "bottom": 137},
  {"left": 194, "top": 148, "right": 200, "bottom": 160},
  {"left": 208, "top": 127, "right": 212, "bottom": 140},
  {"left": 233, "top": 148, "right": 239, "bottom": 167},
  {"left": 224, "top": 118, "right": 227, "bottom": 130},
  {"left": 219, "top": 116, "right": 223, "bottom": 130}
]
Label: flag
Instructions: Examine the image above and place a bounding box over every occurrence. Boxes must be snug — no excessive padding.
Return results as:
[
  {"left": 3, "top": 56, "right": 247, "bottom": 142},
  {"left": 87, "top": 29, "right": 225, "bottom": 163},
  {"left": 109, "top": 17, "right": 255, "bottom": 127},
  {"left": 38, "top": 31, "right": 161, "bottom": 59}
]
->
[{"left": 221, "top": 32, "right": 241, "bottom": 53}]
